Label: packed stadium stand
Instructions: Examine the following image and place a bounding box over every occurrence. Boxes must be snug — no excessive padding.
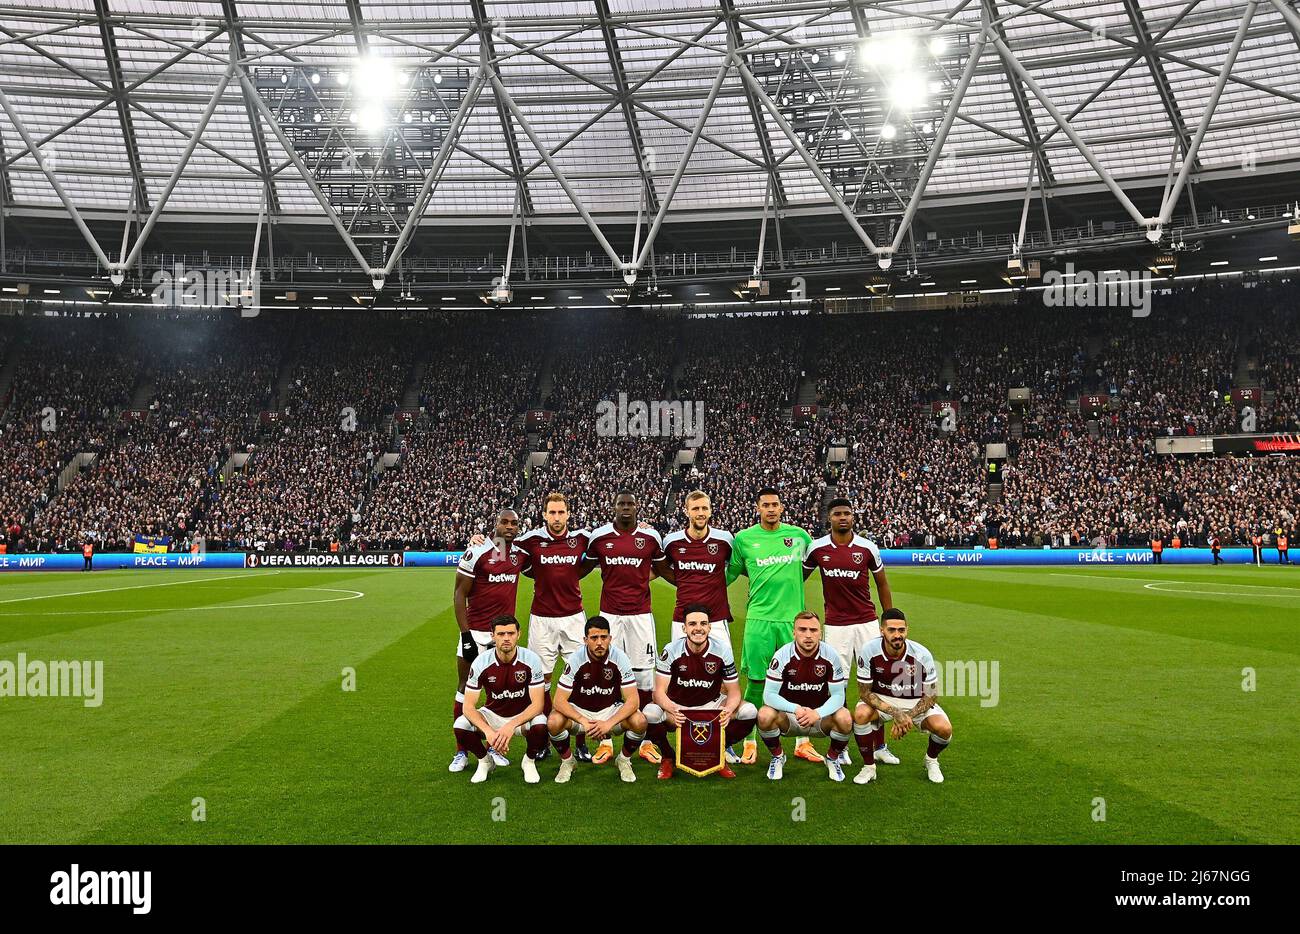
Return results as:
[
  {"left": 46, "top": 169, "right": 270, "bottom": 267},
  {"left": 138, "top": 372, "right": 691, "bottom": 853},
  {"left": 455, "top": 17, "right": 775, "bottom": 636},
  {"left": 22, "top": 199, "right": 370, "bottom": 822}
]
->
[{"left": 2, "top": 282, "right": 1297, "bottom": 554}]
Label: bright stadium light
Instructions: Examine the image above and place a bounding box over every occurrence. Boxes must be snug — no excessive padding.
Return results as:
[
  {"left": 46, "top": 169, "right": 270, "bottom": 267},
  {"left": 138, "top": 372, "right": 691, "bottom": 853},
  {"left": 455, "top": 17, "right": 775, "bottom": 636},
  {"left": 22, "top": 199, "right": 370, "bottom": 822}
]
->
[
  {"left": 862, "top": 33, "right": 915, "bottom": 72},
  {"left": 880, "top": 123, "right": 898, "bottom": 140},
  {"left": 928, "top": 35, "right": 948, "bottom": 56},
  {"left": 834, "top": 49, "right": 847, "bottom": 63},
  {"left": 888, "top": 73, "right": 928, "bottom": 111},
  {"left": 356, "top": 102, "right": 386, "bottom": 133},
  {"left": 352, "top": 55, "right": 399, "bottom": 100}
]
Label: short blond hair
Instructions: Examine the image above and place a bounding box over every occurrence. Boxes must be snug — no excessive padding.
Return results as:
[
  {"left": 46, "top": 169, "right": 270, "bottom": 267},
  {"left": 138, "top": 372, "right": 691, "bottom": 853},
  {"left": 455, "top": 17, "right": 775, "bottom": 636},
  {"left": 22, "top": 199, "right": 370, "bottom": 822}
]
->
[
  {"left": 543, "top": 491, "right": 568, "bottom": 508},
  {"left": 684, "top": 490, "right": 711, "bottom": 505}
]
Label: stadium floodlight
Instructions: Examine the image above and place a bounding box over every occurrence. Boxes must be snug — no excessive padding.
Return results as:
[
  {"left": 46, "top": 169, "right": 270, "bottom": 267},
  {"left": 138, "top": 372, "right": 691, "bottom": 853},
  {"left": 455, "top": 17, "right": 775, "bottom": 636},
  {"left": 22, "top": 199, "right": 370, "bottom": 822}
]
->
[
  {"left": 1146, "top": 225, "right": 1163, "bottom": 243},
  {"left": 863, "top": 34, "right": 916, "bottom": 72},
  {"left": 356, "top": 103, "right": 386, "bottom": 134},
  {"left": 880, "top": 123, "right": 898, "bottom": 140},
  {"left": 928, "top": 36, "right": 949, "bottom": 56},
  {"left": 352, "top": 55, "right": 399, "bottom": 101},
  {"left": 623, "top": 271, "right": 638, "bottom": 286},
  {"left": 371, "top": 275, "right": 386, "bottom": 291},
  {"left": 109, "top": 270, "right": 125, "bottom": 286},
  {"left": 877, "top": 256, "right": 893, "bottom": 270},
  {"left": 888, "top": 73, "right": 928, "bottom": 111}
]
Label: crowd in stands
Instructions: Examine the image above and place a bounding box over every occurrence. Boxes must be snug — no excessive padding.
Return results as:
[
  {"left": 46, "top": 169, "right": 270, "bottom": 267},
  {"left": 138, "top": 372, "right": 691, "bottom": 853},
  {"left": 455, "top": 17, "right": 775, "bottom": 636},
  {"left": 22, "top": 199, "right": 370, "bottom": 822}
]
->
[{"left": 0, "top": 283, "right": 1296, "bottom": 554}]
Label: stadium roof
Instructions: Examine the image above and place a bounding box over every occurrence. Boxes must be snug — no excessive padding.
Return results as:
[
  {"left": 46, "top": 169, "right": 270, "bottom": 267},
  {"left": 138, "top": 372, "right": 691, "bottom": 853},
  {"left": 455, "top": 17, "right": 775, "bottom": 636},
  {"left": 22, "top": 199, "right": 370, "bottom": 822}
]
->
[{"left": 0, "top": 1, "right": 1298, "bottom": 281}]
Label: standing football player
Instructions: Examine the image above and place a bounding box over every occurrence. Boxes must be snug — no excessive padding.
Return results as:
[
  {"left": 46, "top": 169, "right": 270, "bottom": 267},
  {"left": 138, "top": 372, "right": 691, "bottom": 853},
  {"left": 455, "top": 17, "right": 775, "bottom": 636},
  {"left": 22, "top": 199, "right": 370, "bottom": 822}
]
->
[
  {"left": 758, "top": 610, "right": 853, "bottom": 782},
  {"left": 726, "top": 487, "right": 817, "bottom": 765},
  {"left": 660, "top": 490, "right": 733, "bottom": 642},
  {"left": 583, "top": 489, "right": 666, "bottom": 765},
  {"left": 853, "top": 608, "right": 953, "bottom": 785},
  {"left": 449, "top": 509, "right": 530, "bottom": 774},
  {"left": 803, "top": 497, "right": 898, "bottom": 766},
  {"left": 454, "top": 615, "right": 548, "bottom": 784},
  {"left": 548, "top": 615, "right": 646, "bottom": 784},
  {"left": 514, "top": 492, "right": 593, "bottom": 759},
  {"left": 643, "top": 604, "right": 757, "bottom": 780}
]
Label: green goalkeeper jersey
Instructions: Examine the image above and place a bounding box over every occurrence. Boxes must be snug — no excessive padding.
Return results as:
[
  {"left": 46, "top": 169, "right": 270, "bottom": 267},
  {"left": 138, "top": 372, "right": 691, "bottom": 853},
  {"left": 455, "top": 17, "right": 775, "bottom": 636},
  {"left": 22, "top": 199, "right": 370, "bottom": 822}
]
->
[{"left": 726, "top": 522, "right": 814, "bottom": 621}]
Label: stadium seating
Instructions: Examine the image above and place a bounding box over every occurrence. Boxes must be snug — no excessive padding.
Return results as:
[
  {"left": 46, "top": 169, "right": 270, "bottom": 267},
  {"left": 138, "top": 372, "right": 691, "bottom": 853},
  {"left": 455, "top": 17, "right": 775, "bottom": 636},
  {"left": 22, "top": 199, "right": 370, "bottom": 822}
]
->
[{"left": 1, "top": 285, "right": 1297, "bottom": 554}]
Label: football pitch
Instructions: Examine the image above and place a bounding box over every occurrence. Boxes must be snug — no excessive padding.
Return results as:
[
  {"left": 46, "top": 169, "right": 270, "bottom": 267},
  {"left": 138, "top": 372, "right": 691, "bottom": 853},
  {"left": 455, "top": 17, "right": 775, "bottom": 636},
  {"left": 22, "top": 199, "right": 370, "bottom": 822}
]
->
[{"left": 1, "top": 564, "right": 1296, "bottom": 845}]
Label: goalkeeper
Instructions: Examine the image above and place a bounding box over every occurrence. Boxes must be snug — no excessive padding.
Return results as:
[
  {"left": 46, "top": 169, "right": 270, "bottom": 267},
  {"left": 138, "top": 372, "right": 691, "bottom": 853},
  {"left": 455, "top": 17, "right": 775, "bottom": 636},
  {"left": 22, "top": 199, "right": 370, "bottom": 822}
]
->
[{"left": 726, "top": 488, "right": 817, "bottom": 765}]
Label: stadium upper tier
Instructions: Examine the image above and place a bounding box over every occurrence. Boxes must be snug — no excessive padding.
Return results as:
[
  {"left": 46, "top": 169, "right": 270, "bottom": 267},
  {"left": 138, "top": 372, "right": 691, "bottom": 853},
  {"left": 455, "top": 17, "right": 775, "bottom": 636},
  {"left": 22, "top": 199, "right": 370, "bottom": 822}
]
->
[{"left": 0, "top": 282, "right": 1296, "bottom": 553}]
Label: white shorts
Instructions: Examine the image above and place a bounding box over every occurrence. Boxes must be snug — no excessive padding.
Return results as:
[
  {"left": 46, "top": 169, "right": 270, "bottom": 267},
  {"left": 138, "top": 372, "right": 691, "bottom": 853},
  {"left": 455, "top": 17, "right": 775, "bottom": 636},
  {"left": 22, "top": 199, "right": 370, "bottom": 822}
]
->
[
  {"left": 561, "top": 703, "right": 634, "bottom": 735},
  {"left": 605, "top": 612, "right": 656, "bottom": 690},
  {"left": 455, "top": 707, "right": 547, "bottom": 735},
  {"left": 824, "top": 620, "right": 880, "bottom": 669},
  {"left": 768, "top": 710, "right": 832, "bottom": 737},
  {"left": 643, "top": 697, "right": 758, "bottom": 725},
  {"left": 669, "top": 618, "right": 731, "bottom": 644},
  {"left": 857, "top": 695, "right": 946, "bottom": 726},
  {"left": 529, "top": 611, "right": 585, "bottom": 676},
  {"left": 456, "top": 629, "right": 494, "bottom": 660}
]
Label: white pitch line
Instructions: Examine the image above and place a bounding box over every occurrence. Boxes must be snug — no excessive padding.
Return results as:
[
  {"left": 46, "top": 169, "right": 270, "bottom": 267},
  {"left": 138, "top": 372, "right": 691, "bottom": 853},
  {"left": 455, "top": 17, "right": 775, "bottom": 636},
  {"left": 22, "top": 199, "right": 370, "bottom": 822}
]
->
[
  {"left": 1142, "top": 582, "right": 1296, "bottom": 598},
  {"left": 0, "top": 586, "right": 364, "bottom": 616},
  {"left": 0, "top": 570, "right": 280, "bottom": 605},
  {"left": 1051, "top": 573, "right": 1219, "bottom": 585}
]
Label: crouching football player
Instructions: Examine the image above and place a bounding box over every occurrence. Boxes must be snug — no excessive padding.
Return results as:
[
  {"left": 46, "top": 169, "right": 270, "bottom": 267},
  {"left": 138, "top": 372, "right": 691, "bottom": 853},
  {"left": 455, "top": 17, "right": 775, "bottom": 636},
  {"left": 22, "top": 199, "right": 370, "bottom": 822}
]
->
[
  {"left": 852, "top": 608, "right": 953, "bottom": 785},
  {"left": 643, "top": 604, "right": 757, "bottom": 780},
  {"left": 758, "top": 611, "right": 853, "bottom": 782},
  {"left": 549, "top": 615, "right": 647, "bottom": 784},
  {"left": 454, "top": 615, "right": 549, "bottom": 784}
]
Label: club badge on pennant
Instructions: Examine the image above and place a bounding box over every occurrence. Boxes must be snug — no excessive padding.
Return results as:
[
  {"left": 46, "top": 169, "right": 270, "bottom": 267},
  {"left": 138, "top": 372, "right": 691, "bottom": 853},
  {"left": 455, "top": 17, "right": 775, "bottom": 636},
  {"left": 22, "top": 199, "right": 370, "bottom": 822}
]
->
[{"left": 676, "top": 708, "right": 725, "bottom": 777}]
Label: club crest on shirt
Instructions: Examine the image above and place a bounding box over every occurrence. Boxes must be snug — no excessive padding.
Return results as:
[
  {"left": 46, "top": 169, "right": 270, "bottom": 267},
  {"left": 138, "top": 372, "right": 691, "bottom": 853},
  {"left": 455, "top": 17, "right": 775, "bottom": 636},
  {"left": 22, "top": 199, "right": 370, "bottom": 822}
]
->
[
  {"left": 514, "top": 670, "right": 528, "bottom": 683},
  {"left": 581, "top": 672, "right": 591, "bottom": 681},
  {"left": 603, "top": 668, "right": 613, "bottom": 681},
  {"left": 635, "top": 537, "right": 646, "bottom": 549},
  {"left": 707, "top": 542, "right": 718, "bottom": 555},
  {"left": 853, "top": 552, "right": 864, "bottom": 564},
  {"left": 704, "top": 660, "right": 718, "bottom": 675},
  {"left": 814, "top": 663, "right": 827, "bottom": 677},
  {"left": 905, "top": 663, "right": 916, "bottom": 677},
  {"left": 567, "top": 538, "right": 577, "bottom": 548},
  {"left": 510, "top": 553, "right": 520, "bottom": 566},
  {"left": 783, "top": 537, "right": 793, "bottom": 547}
]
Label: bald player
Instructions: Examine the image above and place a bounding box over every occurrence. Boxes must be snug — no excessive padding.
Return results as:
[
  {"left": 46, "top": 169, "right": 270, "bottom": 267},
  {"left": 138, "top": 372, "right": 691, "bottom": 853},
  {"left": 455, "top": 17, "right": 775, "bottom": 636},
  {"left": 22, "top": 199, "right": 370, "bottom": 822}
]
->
[{"left": 449, "top": 509, "right": 531, "bottom": 774}]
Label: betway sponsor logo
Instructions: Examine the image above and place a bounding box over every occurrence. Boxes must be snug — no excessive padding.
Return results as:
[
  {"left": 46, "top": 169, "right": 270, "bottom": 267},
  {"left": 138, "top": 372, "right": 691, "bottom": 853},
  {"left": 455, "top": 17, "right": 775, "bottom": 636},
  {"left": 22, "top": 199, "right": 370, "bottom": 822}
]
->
[
  {"left": 822, "top": 568, "right": 861, "bottom": 579},
  {"left": 675, "top": 560, "right": 717, "bottom": 572},
  {"left": 583, "top": 684, "right": 616, "bottom": 696},
  {"left": 605, "top": 556, "right": 644, "bottom": 567},
  {"left": 754, "top": 554, "right": 797, "bottom": 568},
  {"left": 539, "top": 553, "right": 580, "bottom": 565},
  {"left": 675, "top": 678, "right": 716, "bottom": 689},
  {"left": 493, "top": 687, "right": 527, "bottom": 700},
  {"left": 784, "top": 681, "right": 825, "bottom": 691},
  {"left": 487, "top": 572, "right": 519, "bottom": 583}
]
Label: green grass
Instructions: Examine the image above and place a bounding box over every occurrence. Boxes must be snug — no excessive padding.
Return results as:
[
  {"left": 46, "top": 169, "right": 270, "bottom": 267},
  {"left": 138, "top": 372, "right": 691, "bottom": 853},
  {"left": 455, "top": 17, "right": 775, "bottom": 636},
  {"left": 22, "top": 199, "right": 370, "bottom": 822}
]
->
[{"left": 1, "top": 564, "right": 1296, "bottom": 844}]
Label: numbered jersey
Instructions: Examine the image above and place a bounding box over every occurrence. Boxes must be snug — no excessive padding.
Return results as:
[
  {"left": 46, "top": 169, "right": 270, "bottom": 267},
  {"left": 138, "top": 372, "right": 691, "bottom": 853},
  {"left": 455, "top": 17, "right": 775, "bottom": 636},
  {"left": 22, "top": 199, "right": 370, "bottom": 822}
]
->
[{"left": 656, "top": 636, "right": 738, "bottom": 708}]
